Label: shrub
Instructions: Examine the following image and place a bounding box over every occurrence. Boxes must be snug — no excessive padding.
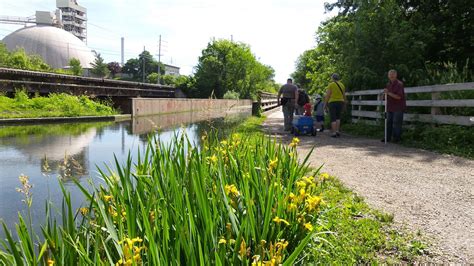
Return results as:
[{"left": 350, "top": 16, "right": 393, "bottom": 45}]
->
[
  {"left": 69, "top": 58, "right": 83, "bottom": 76},
  {"left": 223, "top": 90, "right": 240, "bottom": 99},
  {"left": 0, "top": 92, "right": 117, "bottom": 118}
]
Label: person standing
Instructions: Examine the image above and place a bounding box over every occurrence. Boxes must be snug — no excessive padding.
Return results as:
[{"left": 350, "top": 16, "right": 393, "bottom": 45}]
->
[
  {"left": 278, "top": 78, "right": 299, "bottom": 131},
  {"left": 324, "top": 73, "right": 346, "bottom": 137},
  {"left": 313, "top": 94, "right": 325, "bottom": 132},
  {"left": 295, "top": 86, "right": 309, "bottom": 115},
  {"left": 383, "top": 69, "right": 406, "bottom": 143}
]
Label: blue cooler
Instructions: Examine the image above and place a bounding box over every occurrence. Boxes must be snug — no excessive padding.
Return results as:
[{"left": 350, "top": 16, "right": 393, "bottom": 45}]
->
[{"left": 291, "top": 115, "right": 316, "bottom": 136}]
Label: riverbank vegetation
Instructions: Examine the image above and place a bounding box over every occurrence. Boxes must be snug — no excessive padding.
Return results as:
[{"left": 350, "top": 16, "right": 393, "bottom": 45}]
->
[
  {"left": 292, "top": 0, "right": 472, "bottom": 92},
  {"left": 0, "top": 116, "right": 426, "bottom": 264},
  {"left": 292, "top": 0, "right": 473, "bottom": 153},
  {"left": 0, "top": 43, "right": 72, "bottom": 75},
  {"left": 0, "top": 90, "right": 117, "bottom": 119}
]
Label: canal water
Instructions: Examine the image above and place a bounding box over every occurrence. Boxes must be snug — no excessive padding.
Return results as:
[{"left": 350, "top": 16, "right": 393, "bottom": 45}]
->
[{"left": 0, "top": 110, "right": 250, "bottom": 238}]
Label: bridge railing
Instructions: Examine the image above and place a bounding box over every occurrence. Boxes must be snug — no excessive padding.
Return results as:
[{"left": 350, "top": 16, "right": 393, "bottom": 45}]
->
[
  {"left": 346, "top": 82, "right": 474, "bottom": 126},
  {"left": 258, "top": 91, "right": 279, "bottom": 112}
]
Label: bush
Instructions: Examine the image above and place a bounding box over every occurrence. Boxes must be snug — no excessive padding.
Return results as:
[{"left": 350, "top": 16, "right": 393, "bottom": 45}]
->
[
  {"left": 69, "top": 58, "right": 83, "bottom": 76},
  {"left": 0, "top": 91, "right": 117, "bottom": 118},
  {"left": 146, "top": 72, "right": 159, "bottom": 84},
  {"left": 223, "top": 90, "right": 240, "bottom": 99}
]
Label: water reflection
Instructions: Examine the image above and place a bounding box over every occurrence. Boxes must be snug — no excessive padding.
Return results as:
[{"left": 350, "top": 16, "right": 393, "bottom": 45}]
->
[{"left": 0, "top": 110, "right": 250, "bottom": 238}]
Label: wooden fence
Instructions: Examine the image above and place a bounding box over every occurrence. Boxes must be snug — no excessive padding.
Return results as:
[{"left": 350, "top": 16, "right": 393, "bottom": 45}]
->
[
  {"left": 258, "top": 91, "right": 279, "bottom": 112},
  {"left": 346, "top": 82, "right": 474, "bottom": 126}
]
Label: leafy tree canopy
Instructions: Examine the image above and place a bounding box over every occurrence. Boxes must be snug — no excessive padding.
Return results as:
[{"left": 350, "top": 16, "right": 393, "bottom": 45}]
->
[
  {"left": 193, "top": 39, "right": 277, "bottom": 99},
  {"left": 90, "top": 53, "right": 110, "bottom": 78},
  {"left": 293, "top": 0, "right": 473, "bottom": 93}
]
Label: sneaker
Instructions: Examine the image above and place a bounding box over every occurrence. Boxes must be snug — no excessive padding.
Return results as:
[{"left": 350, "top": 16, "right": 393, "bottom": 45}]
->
[
  {"left": 336, "top": 132, "right": 341, "bottom": 137},
  {"left": 381, "top": 138, "right": 391, "bottom": 143},
  {"left": 331, "top": 133, "right": 338, "bottom": 138}
]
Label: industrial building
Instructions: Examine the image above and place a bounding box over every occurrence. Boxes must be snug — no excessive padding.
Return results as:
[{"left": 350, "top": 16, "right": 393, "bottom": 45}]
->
[
  {"left": 0, "top": 1, "right": 179, "bottom": 75},
  {"left": 56, "top": 0, "right": 87, "bottom": 43},
  {"left": 0, "top": 0, "right": 94, "bottom": 70},
  {"left": 2, "top": 25, "right": 95, "bottom": 69},
  {"left": 164, "top": 64, "right": 180, "bottom": 76}
]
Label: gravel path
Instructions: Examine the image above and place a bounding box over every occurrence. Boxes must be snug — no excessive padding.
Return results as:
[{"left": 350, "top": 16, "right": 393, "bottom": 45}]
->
[{"left": 263, "top": 110, "right": 474, "bottom": 263}]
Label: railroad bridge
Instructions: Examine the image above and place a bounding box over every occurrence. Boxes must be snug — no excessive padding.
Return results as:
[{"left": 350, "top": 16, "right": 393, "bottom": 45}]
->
[{"left": 0, "top": 67, "right": 177, "bottom": 113}]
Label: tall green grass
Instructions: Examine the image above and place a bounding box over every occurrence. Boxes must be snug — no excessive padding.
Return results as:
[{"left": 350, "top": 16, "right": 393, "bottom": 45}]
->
[
  {"left": 0, "top": 90, "right": 117, "bottom": 118},
  {"left": 0, "top": 116, "right": 426, "bottom": 264},
  {"left": 0, "top": 133, "right": 326, "bottom": 265}
]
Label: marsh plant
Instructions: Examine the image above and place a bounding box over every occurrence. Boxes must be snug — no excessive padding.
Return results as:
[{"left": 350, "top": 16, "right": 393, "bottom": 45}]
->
[{"left": 0, "top": 133, "right": 331, "bottom": 265}]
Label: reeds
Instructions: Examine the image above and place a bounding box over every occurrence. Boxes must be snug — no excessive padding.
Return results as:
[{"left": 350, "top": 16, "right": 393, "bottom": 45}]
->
[{"left": 1, "top": 133, "right": 327, "bottom": 265}]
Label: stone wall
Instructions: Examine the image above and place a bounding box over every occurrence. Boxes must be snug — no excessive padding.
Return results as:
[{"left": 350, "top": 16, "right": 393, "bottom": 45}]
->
[{"left": 132, "top": 98, "right": 252, "bottom": 117}]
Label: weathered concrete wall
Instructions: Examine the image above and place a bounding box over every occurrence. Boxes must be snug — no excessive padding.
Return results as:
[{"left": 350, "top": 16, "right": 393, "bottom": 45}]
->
[
  {"left": 132, "top": 98, "right": 252, "bottom": 117},
  {"left": 131, "top": 111, "right": 248, "bottom": 134}
]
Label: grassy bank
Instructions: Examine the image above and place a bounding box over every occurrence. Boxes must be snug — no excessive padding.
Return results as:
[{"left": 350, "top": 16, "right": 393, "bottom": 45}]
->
[
  {"left": 0, "top": 116, "right": 425, "bottom": 265},
  {"left": 241, "top": 116, "right": 427, "bottom": 263},
  {"left": 343, "top": 122, "right": 474, "bottom": 159},
  {"left": 0, "top": 91, "right": 117, "bottom": 119}
]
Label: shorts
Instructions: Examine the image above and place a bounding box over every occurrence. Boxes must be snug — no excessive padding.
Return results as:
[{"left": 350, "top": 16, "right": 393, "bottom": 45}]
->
[
  {"left": 329, "top": 101, "right": 344, "bottom": 122},
  {"left": 314, "top": 115, "right": 324, "bottom": 122}
]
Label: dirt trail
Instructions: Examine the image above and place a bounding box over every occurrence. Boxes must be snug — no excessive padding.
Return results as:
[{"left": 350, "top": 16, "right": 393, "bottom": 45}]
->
[{"left": 263, "top": 110, "right": 474, "bottom": 263}]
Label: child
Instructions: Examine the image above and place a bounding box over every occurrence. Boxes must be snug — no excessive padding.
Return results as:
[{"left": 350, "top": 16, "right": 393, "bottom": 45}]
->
[
  {"left": 303, "top": 103, "right": 312, "bottom": 116},
  {"left": 313, "top": 94, "right": 325, "bottom": 132}
]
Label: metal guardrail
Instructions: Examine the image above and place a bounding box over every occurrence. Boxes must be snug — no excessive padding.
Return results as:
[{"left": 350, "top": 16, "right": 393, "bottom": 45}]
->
[{"left": 346, "top": 82, "right": 474, "bottom": 126}]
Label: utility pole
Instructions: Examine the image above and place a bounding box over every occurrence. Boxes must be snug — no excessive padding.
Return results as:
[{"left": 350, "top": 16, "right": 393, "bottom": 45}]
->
[
  {"left": 157, "top": 35, "right": 162, "bottom": 84},
  {"left": 121, "top": 37, "right": 124, "bottom": 66},
  {"left": 142, "top": 46, "right": 145, "bottom": 83}
]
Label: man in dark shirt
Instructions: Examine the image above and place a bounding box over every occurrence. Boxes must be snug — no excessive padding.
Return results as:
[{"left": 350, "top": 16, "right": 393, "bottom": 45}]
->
[
  {"left": 278, "top": 78, "right": 299, "bottom": 131},
  {"left": 383, "top": 69, "right": 406, "bottom": 142}
]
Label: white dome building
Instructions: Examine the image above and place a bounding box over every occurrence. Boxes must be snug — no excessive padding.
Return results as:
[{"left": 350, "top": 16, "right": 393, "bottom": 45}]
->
[{"left": 2, "top": 25, "right": 95, "bottom": 69}]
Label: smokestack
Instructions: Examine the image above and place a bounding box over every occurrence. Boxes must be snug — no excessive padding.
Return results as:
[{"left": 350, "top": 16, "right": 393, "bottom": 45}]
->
[{"left": 121, "top": 37, "right": 124, "bottom": 66}]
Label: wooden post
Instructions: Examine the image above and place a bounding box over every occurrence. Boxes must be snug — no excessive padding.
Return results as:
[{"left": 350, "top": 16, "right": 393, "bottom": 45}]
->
[
  {"left": 431, "top": 92, "right": 442, "bottom": 115},
  {"left": 376, "top": 94, "right": 382, "bottom": 123},
  {"left": 358, "top": 95, "right": 362, "bottom": 121}
]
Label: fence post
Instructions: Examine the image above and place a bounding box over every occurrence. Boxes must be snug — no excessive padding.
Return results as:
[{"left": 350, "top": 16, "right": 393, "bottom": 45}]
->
[
  {"left": 376, "top": 94, "right": 382, "bottom": 123},
  {"left": 431, "top": 92, "right": 442, "bottom": 115},
  {"left": 252, "top": 92, "right": 262, "bottom": 116}
]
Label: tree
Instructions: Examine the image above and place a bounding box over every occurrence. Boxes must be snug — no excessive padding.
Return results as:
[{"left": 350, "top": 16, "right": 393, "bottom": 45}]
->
[
  {"left": 223, "top": 90, "right": 239, "bottom": 99},
  {"left": 121, "top": 51, "right": 165, "bottom": 82},
  {"left": 293, "top": 0, "right": 472, "bottom": 92},
  {"left": 137, "top": 50, "right": 165, "bottom": 82},
  {"left": 161, "top": 74, "right": 176, "bottom": 85},
  {"left": 174, "top": 75, "right": 196, "bottom": 96},
  {"left": 122, "top": 58, "right": 139, "bottom": 79},
  {"left": 194, "top": 39, "right": 275, "bottom": 99},
  {"left": 146, "top": 73, "right": 159, "bottom": 84},
  {"left": 90, "top": 53, "right": 109, "bottom": 78},
  {"left": 107, "top": 62, "right": 121, "bottom": 78},
  {"left": 0, "top": 43, "right": 51, "bottom": 72},
  {"left": 69, "top": 58, "right": 83, "bottom": 76},
  {"left": 292, "top": 50, "right": 315, "bottom": 91}
]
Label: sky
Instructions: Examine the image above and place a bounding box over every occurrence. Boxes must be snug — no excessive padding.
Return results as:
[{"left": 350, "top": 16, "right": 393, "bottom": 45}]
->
[{"left": 0, "top": 0, "right": 333, "bottom": 82}]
